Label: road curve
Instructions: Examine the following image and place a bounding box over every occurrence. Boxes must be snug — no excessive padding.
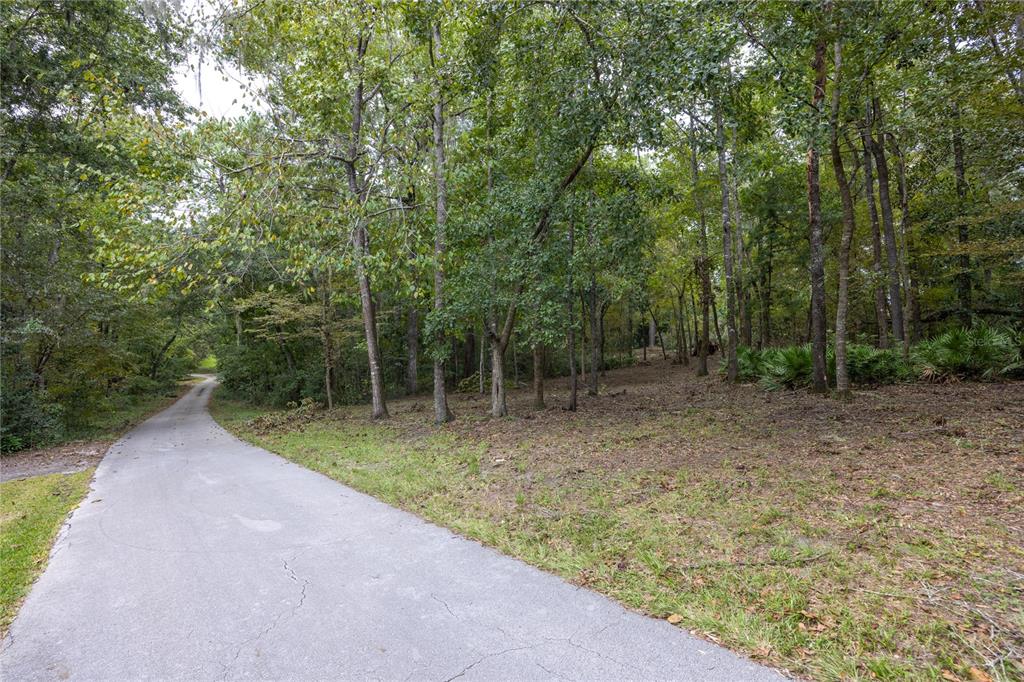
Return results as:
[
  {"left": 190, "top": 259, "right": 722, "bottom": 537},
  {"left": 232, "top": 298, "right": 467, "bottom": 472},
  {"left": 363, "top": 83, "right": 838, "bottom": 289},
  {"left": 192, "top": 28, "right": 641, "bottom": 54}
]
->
[{"left": 1, "top": 377, "right": 785, "bottom": 681}]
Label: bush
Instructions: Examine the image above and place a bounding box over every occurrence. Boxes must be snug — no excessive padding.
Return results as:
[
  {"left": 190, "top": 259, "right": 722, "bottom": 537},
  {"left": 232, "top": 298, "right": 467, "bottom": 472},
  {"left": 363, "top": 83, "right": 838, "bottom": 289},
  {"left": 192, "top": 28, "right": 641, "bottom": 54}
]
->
[
  {"left": 0, "top": 385, "right": 65, "bottom": 453},
  {"left": 844, "top": 344, "right": 914, "bottom": 385},
  {"left": 759, "top": 345, "right": 814, "bottom": 390},
  {"left": 912, "top": 323, "right": 1021, "bottom": 381},
  {"left": 731, "top": 346, "right": 769, "bottom": 382}
]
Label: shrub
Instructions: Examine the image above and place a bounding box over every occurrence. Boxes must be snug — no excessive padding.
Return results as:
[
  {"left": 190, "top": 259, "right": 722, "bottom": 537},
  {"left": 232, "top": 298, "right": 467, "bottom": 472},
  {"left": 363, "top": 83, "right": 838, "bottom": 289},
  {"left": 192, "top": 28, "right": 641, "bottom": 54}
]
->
[
  {"left": 844, "top": 344, "right": 914, "bottom": 385},
  {"left": 912, "top": 323, "right": 1021, "bottom": 381},
  {"left": 759, "top": 345, "right": 814, "bottom": 390},
  {"left": 0, "top": 385, "right": 65, "bottom": 453},
  {"left": 729, "top": 346, "right": 769, "bottom": 382}
]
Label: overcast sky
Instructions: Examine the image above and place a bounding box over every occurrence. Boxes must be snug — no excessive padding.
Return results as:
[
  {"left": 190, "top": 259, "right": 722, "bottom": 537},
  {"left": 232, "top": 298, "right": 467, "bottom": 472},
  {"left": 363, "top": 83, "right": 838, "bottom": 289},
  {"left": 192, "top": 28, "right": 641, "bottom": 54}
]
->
[{"left": 173, "top": 51, "right": 262, "bottom": 119}]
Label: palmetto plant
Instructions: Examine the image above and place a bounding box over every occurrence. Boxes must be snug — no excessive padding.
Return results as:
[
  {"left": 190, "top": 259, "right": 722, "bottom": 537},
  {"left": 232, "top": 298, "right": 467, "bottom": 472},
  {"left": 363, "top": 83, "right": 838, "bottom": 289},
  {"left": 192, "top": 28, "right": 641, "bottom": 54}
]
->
[{"left": 912, "top": 323, "right": 1021, "bottom": 381}]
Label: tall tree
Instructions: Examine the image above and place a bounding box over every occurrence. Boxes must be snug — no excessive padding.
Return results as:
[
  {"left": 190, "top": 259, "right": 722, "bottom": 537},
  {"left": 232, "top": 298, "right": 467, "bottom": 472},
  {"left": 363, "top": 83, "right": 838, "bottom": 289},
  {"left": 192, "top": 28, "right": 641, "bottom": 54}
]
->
[
  {"left": 806, "top": 31, "right": 829, "bottom": 393},
  {"left": 430, "top": 21, "right": 454, "bottom": 424}
]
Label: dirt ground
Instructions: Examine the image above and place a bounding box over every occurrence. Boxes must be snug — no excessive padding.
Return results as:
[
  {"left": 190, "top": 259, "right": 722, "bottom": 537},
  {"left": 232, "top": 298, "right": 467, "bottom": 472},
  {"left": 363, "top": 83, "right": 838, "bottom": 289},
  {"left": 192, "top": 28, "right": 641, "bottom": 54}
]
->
[{"left": 0, "top": 441, "right": 110, "bottom": 483}]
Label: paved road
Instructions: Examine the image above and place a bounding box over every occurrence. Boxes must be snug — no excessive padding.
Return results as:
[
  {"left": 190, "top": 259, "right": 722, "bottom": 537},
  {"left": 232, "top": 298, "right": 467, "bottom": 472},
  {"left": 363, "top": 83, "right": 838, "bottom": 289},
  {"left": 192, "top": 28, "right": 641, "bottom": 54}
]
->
[{"left": 1, "top": 378, "right": 785, "bottom": 681}]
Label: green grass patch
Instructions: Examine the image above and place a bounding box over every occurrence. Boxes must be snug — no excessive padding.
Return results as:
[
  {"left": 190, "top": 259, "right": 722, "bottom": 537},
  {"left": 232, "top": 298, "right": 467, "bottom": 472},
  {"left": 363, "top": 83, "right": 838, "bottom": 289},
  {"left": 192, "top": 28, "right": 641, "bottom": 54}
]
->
[{"left": 0, "top": 470, "right": 93, "bottom": 634}]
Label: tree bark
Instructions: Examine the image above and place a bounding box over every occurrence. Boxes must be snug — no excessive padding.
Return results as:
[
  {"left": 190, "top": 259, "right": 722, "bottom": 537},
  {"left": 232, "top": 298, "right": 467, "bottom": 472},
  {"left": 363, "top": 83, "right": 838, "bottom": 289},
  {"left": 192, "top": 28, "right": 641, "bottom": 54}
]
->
[
  {"left": 889, "top": 133, "right": 922, "bottom": 342},
  {"left": 949, "top": 33, "right": 972, "bottom": 328},
  {"left": 431, "top": 22, "right": 454, "bottom": 425},
  {"left": 677, "top": 287, "right": 690, "bottom": 365},
  {"left": 320, "top": 282, "right": 334, "bottom": 410},
  {"left": 689, "top": 121, "right": 711, "bottom": 376},
  {"left": 715, "top": 100, "right": 739, "bottom": 382},
  {"left": 566, "top": 214, "right": 578, "bottom": 411},
  {"left": 730, "top": 127, "right": 752, "bottom": 348},
  {"left": 861, "top": 121, "right": 889, "bottom": 349},
  {"left": 406, "top": 307, "right": 418, "bottom": 394},
  {"left": 711, "top": 293, "right": 724, "bottom": 352},
  {"left": 688, "top": 269, "right": 702, "bottom": 354},
  {"left": 490, "top": 343, "right": 506, "bottom": 417},
  {"left": 807, "top": 38, "right": 828, "bottom": 393},
  {"left": 588, "top": 279, "right": 599, "bottom": 396},
  {"left": 869, "top": 96, "right": 907, "bottom": 355},
  {"left": 830, "top": 42, "right": 855, "bottom": 400},
  {"left": 533, "top": 345, "right": 545, "bottom": 409}
]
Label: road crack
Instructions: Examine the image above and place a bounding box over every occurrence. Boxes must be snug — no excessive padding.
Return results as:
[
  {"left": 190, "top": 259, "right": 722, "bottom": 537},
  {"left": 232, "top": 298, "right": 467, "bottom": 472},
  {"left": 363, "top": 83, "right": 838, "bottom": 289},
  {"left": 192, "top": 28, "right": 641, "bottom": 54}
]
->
[{"left": 219, "top": 557, "right": 311, "bottom": 680}]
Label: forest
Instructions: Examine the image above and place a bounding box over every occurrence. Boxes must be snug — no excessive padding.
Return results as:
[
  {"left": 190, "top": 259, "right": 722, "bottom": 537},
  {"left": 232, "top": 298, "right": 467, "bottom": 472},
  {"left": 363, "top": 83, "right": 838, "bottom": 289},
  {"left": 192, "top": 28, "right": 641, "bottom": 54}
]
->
[
  {"left": 1, "top": 1, "right": 1022, "bottom": 678},
  {"left": 3, "top": 0, "right": 1022, "bottom": 443}
]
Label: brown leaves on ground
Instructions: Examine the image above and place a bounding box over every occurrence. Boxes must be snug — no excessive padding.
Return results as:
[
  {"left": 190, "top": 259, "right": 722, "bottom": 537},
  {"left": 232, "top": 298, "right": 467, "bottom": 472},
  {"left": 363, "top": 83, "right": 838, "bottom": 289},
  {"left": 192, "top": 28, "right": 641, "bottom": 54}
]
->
[{"left": 0, "top": 441, "right": 110, "bottom": 482}]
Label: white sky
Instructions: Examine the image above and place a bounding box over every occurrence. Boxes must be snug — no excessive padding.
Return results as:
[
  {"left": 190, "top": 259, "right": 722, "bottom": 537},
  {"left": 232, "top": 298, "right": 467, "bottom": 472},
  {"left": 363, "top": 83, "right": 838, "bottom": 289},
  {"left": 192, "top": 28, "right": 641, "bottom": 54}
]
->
[{"left": 173, "top": 52, "right": 261, "bottom": 119}]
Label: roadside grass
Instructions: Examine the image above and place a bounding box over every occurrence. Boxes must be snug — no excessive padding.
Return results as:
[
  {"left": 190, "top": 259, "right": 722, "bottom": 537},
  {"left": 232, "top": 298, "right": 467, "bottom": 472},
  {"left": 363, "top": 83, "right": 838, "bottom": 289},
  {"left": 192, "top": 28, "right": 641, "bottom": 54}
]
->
[
  {"left": 0, "top": 470, "right": 93, "bottom": 634},
  {"left": 211, "top": 367, "right": 1024, "bottom": 682}
]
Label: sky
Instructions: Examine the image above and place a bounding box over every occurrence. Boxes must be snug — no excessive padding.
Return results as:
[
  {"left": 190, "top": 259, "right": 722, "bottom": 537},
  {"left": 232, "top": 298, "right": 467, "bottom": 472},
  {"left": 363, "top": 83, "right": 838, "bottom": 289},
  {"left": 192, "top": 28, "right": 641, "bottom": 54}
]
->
[{"left": 173, "top": 52, "right": 260, "bottom": 119}]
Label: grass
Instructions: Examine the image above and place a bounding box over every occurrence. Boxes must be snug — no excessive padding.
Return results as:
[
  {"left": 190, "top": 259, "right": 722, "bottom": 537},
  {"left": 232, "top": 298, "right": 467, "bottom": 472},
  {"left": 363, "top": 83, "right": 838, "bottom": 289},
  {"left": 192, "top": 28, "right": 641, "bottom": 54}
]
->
[
  {"left": 0, "top": 470, "right": 93, "bottom": 634},
  {"left": 211, "top": 361, "right": 1024, "bottom": 682}
]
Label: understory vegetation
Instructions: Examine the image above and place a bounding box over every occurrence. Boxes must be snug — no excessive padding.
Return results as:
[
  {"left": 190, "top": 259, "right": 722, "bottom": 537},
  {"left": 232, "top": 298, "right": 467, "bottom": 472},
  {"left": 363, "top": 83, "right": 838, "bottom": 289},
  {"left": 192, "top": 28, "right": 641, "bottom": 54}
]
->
[
  {"left": 213, "top": 362, "right": 1024, "bottom": 682},
  {"left": 0, "top": 470, "right": 94, "bottom": 634},
  {"left": 731, "top": 323, "right": 1024, "bottom": 389}
]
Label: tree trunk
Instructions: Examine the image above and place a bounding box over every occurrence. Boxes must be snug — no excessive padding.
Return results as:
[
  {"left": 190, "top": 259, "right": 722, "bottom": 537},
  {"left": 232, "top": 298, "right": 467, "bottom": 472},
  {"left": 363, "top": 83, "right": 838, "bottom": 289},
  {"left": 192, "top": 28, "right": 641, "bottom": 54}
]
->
[
  {"left": 588, "top": 280, "right": 599, "bottom": 396},
  {"left": 463, "top": 328, "right": 475, "bottom": 380},
  {"left": 320, "top": 283, "right": 334, "bottom": 410},
  {"left": 677, "top": 288, "right": 690, "bottom": 366},
  {"left": 952, "top": 104, "right": 971, "bottom": 326},
  {"left": 760, "top": 231, "right": 773, "bottom": 348},
  {"left": 861, "top": 122, "right": 890, "bottom": 349},
  {"left": 689, "top": 121, "right": 711, "bottom": 377},
  {"left": 711, "top": 293, "right": 724, "bottom": 353},
  {"left": 533, "top": 345, "right": 545, "bottom": 409},
  {"left": 830, "top": 42, "right": 855, "bottom": 400},
  {"left": 406, "top": 307, "right": 418, "bottom": 394},
  {"left": 889, "top": 133, "right": 922, "bottom": 342},
  {"left": 715, "top": 100, "right": 739, "bottom": 382},
  {"left": 687, "top": 277, "right": 699, "bottom": 351},
  {"left": 478, "top": 323, "right": 486, "bottom": 394},
  {"left": 807, "top": 38, "right": 828, "bottom": 393},
  {"left": 567, "top": 215, "right": 578, "bottom": 411},
  {"left": 345, "top": 31, "right": 388, "bottom": 419},
  {"left": 730, "top": 127, "right": 752, "bottom": 348},
  {"left": 650, "top": 308, "right": 668, "bottom": 360},
  {"left": 869, "top": 97, "right": 907, "bottom": 355},
  {"left": 354, "top": 224, "right": 388, "bottom": 419},
  {"left": 149, "top": 330, "right": 179, "bottom": 380},
  {"left": 431, "top": 22, "right": 454, "bottom": 425},
  {"left": 490, "top": 343, "right": 506, "bottom": 417}
]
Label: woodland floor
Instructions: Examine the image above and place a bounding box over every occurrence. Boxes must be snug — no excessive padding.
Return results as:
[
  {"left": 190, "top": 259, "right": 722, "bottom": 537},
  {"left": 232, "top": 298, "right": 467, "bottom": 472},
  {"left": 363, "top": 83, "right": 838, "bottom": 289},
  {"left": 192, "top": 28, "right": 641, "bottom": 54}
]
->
[{"left": 213, "top": 354, "right": 1024, "bottom": 682}]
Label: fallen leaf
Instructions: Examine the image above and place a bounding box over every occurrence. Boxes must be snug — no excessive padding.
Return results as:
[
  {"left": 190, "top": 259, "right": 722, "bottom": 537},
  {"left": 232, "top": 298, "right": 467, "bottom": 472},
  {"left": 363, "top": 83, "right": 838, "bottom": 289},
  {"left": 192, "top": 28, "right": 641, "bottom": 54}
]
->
[
  {"left": 941, "top": 671, "right": 962, "bottom": 682},
  {"left": 968, "top": 668, "right": 992, "bottom": 682}
]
